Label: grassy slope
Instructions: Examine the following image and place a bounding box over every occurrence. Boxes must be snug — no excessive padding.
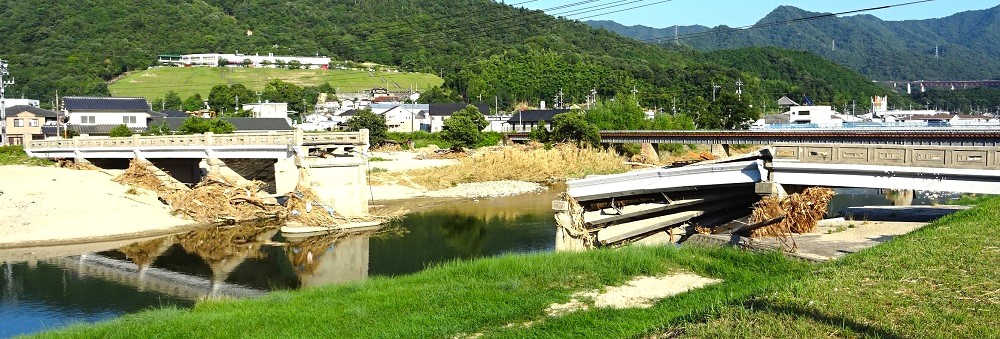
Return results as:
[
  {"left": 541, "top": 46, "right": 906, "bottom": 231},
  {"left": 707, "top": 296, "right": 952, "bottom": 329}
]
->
[
  {"left": 0, "top": 146, "right": 51, "bottom": 166},
  {"left": 39, "top": 246, "right": 808, "bottom": 338},
  {"left": 108, "top": 67, "right": 444, "bottom": 102},
  {"left": 680, "top": 198, "right": 1000, "bottom": 338},
  {"left": 39, "top": 198, "right": 1000, "bottom": 338}
]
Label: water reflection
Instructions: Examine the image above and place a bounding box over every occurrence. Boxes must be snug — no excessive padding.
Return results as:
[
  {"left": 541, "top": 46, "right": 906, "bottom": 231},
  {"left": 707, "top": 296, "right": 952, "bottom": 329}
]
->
[{"left": 1, "top": 191, "right": 560, "bottom": 336}]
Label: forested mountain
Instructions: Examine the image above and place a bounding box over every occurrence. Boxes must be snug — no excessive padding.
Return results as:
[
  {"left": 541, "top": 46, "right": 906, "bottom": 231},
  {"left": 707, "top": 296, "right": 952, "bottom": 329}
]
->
[
  {"left": 588, "top": 5, "right": 1000, "bottom": 81},
  {"left": 0, "top": 0, "right": 894, "bottom": 115}
]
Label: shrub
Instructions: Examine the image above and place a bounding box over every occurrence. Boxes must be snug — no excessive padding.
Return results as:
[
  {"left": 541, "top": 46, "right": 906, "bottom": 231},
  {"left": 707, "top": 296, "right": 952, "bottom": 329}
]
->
[
  {"left": 346, "top": 107, "right": 388, "bottom": 146},
  {"left": 441, "top": 105, "right": 488, "bottom": 150},
  {"left": 108, "top": 124, "right": 134, "bottom": 137},
  {"left": 178, "top": 116, "right": 236, "bottom": 134},
  {"left": 476, "top": 131, "right": 503, "bottom": 148},
  {"left": 528, "top": 126, "right": 549, "bottom": 143},
  {"left": 146, "top": 121, "right": 172, "bottom": 136},
  {"left": 550, "top": 111, "right": 600, "bottom": 147}
]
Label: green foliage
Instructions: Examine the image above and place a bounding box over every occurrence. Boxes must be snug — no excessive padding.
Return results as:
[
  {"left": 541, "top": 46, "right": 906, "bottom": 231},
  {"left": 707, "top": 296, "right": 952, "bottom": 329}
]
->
[
  {"left": 145, "top": 121, "right": 173, "bottom": 136},
  {"left": 346, "top": 107, "right": 388, "bottom": 146},
  {"left": 440, "top": 105, "right": 487, "bottom": 150},
  {"left": 598, "top": 6, "right": 1000, "bottom": 80},
  {"left": 177, "top": 116, "right": 236, "bottom": 134},
  {"left": 700, "top": 92, "right": 758, "bottom": 129},
  {"left": 416, "top": 85, "right": 462, "bottom": 104},
  {"left": 108, "top": 124, "right": 134, "bottom": 137},
  {"left": 0, "top": 145, "right": 51, "bottom": 166},
  {"left": 551, "top": 111, "right": 600, "bottom": 147},
  {"left": 584, "top": 95, "right": 646, "bottom": 130},
  {"left": 912, "top": 87, "right": 1000, "bottom": 113},
  {"left": 182, "top": 93, "right": 204, "bottom": 112},
  {"left": 527, "top": 126, "right": 549, "bottom": 143},
  {"left": 386, "top": 131, "right": 451, "bottom": 149},
  {"left": 0, "top": 0, "right": 899, "bottom": 123},
  {"left": 164, "top": 91, "right": 183, "bottom": 111},
  {"left": 476, "top": 131, "right": 502, "bottom": 148}
]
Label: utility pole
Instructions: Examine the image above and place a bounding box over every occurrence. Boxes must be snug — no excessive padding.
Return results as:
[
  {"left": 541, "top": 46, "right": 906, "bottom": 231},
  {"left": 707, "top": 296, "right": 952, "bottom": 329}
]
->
[
  {"left": 711, "top": 82, "right": 720, "bottom": 102},
  {"left": 674, "top": 25, "right": 679, "bottom": 45},
  {"left": 735, "top": 79, "right": 743, "bottom": 101},
  {"left": 0, "top": 60, "right": 13, "bottom": 146},
  {"left": 935, "top": 46, "right": 939, "bottom": 59}
]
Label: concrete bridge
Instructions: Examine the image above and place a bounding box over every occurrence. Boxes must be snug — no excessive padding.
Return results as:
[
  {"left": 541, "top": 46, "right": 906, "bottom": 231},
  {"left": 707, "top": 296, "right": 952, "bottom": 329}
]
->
[
  {"left": 24, "top": 130, "right": 372, "bottom": 217},
  {"left": 882, "top": 80, "right": 1000, "bottom": 91},
  {"left": 566, "top": 143, "right": 1000, "bottom": 201},
  {"left": 509, "top": 130, "right": 1000, "bottom": 147}
]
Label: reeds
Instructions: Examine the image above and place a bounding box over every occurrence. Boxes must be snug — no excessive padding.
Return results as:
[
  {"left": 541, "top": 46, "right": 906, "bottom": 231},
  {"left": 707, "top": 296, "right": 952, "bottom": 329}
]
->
[{"left": 400, "top": 143, "right": 630, "bottom": 190}]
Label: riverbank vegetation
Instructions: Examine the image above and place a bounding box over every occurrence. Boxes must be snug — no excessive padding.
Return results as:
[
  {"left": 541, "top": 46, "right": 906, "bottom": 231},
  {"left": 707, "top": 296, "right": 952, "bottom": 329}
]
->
[
  {"left": 0, "top": 146, "right": 51, "bottom": 166},
  {"left": 38, "top": 197, "right": 1000, "bottom": 338},
  {"left": 393, "top": 144, "right": 630, "bottom": 190}
]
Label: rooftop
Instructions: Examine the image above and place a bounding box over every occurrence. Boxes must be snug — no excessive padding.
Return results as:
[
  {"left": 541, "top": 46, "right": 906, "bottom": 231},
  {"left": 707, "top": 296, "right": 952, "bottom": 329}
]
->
[{"left": 63, "top": 97, "right": 151, "bottom": 112}]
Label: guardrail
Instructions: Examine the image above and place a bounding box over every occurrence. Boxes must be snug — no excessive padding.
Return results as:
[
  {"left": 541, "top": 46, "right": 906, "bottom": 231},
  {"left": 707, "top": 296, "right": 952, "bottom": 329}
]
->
[{"left": 26, "top": 130, "right": 369, "bottom": 150}]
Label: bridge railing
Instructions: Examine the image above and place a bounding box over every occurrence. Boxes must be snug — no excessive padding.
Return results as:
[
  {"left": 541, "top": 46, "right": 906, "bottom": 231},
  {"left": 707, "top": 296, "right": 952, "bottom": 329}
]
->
[{"left": 26, "top": 130, "right": 369, "bottom": 150}]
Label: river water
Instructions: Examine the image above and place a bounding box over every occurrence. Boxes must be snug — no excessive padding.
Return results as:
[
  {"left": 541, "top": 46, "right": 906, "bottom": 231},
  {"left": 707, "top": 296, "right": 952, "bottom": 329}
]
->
[{"left": 0, "top": 187, "right": 960, "bottom": 337}]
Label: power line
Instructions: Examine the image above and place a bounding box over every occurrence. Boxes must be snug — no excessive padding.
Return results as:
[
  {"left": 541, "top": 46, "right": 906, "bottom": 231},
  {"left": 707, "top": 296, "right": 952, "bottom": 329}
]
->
[{"left": 641, "top": 0, "right": 935, "bottom": 44}]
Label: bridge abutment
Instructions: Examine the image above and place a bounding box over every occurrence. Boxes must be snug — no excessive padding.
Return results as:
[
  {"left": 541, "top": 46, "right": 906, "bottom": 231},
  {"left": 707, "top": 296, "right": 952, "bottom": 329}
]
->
[
  {"left": 306, "top": 157, "right": 369, "bottom": 218},
  {"left": 710, "top": 144, "right": 731, "bottom": 158}
]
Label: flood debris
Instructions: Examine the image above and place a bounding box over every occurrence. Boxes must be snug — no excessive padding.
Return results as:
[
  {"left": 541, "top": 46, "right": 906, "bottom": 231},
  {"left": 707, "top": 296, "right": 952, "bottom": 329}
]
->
[
  {"left": 114, "top": 159, "right": 385, "bottom": 227},
  {"left": 749, "top": 187, "right": 836, "bottom": 238}
]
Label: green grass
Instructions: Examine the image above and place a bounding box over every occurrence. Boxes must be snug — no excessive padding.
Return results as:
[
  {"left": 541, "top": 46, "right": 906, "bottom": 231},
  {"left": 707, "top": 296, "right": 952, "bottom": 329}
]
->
[
  {"left": 677, "top": 197, "right": 1000, "bottom": 338},
  {"left": 0, "top": 145, "right": 52, "bottom": 166},
  {"left": 36, "top": 198, "right": 1000, "bottom": 338},
  {"left": 37, "top": 246, "right": 808, "bottom": 338},
  {"left": 109, "top": 67, "right": 443, "bottom": 102}
]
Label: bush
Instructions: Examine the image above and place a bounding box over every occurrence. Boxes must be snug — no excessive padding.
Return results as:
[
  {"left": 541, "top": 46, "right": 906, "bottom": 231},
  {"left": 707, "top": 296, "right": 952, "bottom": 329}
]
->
[
  {"left": 346, "top": 107, "right": 388, "bottom": 146},
  {"left": 528, "top": 126, "right": 549, "bottom": 143},
  {"left": 550, "top": 111, "right": 600, "bottom": 147},
  {"left": 108, "top": 124, "right": 134, "bottom": 137},
  {"left": 145, "top": 121, "right": 172, "bottom": 136},
  {"left": 476, "top": 131, "right": 503, "bottom": 148},
  {"left": 440, "top": 105, "right": 487, "bottom": 150},
  {"left": 178, "top": 116, "right": 236, "bottom": 134}
]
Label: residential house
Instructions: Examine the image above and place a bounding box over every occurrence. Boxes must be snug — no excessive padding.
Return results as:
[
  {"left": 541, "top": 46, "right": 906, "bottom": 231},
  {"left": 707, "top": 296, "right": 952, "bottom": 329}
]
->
[
  {"left": 506, "top": 109, "right": 571, "bottom": 132},
  {"left": 63, "top": 96, "right": 152, "bottom": 135},
  {"left": 3, "top": 105, "right": 59, "bottom": 145},
  {"left": 242, "top": 102, "right": 290, "bottom": 118}
]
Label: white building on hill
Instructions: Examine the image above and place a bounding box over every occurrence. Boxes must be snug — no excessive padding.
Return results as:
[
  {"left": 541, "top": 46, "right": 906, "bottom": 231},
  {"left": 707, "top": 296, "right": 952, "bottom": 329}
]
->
[{"left": 158, "top": 53, "right": 331, "bottom": 69}]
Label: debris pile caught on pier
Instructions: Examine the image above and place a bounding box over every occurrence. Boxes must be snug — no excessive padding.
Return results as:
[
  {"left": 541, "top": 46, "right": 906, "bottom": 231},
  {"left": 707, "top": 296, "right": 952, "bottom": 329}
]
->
[
  {"left": 749, "top": 187, "right": 836, "bottom": 238},
  {"left": 114, "top": 159, "right": 384, "bottom": 227}
]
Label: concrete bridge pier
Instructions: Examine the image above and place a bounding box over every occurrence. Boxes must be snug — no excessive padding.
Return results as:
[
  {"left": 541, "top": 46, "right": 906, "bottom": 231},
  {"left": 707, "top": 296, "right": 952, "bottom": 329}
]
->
[
  {"left": 710, "top": 144, "right": 731, "bottom": 158},
  {"left": 306, "top": 157, "right": 369, "bottom": 218}
]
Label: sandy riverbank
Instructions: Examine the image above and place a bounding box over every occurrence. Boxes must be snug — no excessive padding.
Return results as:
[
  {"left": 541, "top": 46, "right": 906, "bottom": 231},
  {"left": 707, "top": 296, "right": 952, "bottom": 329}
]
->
[
  {"left": 0, "top": 165, "right": 199, "bottom": 247},
  {"left": 365, "top": 150, "right": 547, "bottom": 201}
]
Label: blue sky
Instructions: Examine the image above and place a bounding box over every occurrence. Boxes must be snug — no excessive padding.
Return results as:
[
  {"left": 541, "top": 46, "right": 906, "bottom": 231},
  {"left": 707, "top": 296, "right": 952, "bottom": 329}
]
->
[{"left": 515, "top": 0, "right": 998, "bottom": 28}]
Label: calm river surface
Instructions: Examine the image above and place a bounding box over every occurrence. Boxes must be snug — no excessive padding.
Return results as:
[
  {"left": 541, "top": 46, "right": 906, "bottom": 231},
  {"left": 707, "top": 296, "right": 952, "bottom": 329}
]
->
[
  {"left": 0, "top": 190, "right": 559, "bottom": 337},
  {"left": 0, "top": 187, "right": 960, "bottom": 337}
]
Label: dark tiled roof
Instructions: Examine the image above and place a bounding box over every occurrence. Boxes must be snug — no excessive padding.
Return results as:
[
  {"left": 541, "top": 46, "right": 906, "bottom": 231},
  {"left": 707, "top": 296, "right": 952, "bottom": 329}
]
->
[
  {"left": 152, "top": 117, "right": 294, "bottom": 132},
  {"left": 68, "top": 124, "right": 147, "bottom": 135},
  {"left": 160, "top": 110, "right": 189, "bottom": 118},
  {"left": 428, "top": 103, "right": 489, "bottom": 116},
  {"left": 339, "top": 109, "right": 358, "bottom": 117},
  {"left": 507, "top": 109, "right": 572, "bottom": 124},
  {"left": 4, "top": 105, "right": 58, "bottom": 118},
  {"left": 63, "top": 96, "right": 151, "bottom": 112}
]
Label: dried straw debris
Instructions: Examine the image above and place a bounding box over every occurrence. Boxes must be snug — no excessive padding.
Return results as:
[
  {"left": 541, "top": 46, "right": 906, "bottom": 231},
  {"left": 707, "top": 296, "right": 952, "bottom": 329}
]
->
[{"left": 749, "top": 187, "right": 836, "bottom": 239}]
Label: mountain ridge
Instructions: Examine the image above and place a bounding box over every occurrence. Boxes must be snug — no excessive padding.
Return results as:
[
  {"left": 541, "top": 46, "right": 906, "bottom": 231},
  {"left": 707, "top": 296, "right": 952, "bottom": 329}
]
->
[{"left": 587, "top": 5, "right": 1000, "bottom": 80}]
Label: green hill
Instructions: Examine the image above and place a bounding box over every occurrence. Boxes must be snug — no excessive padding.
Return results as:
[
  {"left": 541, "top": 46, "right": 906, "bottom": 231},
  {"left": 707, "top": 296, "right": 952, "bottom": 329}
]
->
[
  {"left": 588, "top": 5, "right": 1000, "bottom": 81},
  {"left": 0, "top": 0, "right": 894, "bottom": 115},
  {"left": 109, "top": 67, "right": 443, "bottom": 102}
]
